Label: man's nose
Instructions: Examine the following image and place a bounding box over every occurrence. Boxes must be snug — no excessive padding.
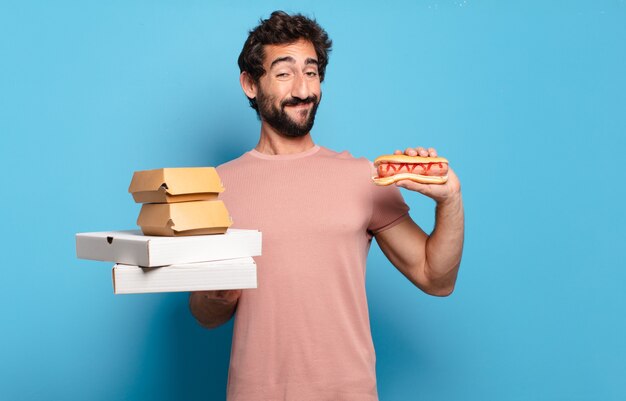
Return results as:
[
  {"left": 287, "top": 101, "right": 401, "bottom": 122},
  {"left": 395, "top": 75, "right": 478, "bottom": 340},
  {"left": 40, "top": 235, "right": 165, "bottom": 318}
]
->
[{"left": 291, "top": 72, "right": 309, "bottom": 100}]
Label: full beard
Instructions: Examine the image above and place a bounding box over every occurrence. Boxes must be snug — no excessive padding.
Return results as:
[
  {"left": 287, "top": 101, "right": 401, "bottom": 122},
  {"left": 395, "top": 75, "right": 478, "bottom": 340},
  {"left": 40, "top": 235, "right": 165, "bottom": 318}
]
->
[{"left": 257, "top": 90, "right": 321, "bottom": 138}]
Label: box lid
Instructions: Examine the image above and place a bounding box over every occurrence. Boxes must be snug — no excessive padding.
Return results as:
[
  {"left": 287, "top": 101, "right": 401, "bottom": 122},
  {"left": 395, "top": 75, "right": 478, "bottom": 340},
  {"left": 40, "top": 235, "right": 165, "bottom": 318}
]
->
[
  {"left": 137, "top": 200, "right": 232, "bottom": 236},
  {"left": 128, "top": 167, "right": 225, "bottom": 203},
  {"left": 76, "top": 229, "right": 262, "bottom": 266}
]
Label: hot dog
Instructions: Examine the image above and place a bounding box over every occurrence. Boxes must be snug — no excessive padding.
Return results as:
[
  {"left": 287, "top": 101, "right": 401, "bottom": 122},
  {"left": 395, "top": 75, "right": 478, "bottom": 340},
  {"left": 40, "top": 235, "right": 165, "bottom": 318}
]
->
[{"left": 372, "top": 154, "right": 449, "bottom": 186}]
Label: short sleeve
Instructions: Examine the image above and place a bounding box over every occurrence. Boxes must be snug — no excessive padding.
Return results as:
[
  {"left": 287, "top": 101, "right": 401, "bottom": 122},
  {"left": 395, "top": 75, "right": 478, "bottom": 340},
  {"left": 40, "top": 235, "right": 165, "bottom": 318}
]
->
[{"left": 367, "top": 162, "right": 410, "bottom": 238}]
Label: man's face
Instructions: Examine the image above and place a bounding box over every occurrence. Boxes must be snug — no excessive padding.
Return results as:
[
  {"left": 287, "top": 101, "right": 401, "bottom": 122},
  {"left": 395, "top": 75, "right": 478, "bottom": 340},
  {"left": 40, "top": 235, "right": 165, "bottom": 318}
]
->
[{"left": 255, "top": 40, "right": 322, "bottom": 137}]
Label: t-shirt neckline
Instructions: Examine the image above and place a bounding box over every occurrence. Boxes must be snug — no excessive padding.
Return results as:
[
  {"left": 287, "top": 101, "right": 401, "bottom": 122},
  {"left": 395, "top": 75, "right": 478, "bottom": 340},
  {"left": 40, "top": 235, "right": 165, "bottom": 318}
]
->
[{"left": 248, "top": 145, "right": 321, "bottom": 160}]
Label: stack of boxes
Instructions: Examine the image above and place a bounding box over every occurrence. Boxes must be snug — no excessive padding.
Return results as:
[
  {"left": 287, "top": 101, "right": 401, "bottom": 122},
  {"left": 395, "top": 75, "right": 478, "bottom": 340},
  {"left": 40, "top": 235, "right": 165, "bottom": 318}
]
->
[
  {"left": 128, "top": 167, "right": 232, "bottom": 236},
  {"left": 75, "top": 167, "right": 262, "bottom": 294}
]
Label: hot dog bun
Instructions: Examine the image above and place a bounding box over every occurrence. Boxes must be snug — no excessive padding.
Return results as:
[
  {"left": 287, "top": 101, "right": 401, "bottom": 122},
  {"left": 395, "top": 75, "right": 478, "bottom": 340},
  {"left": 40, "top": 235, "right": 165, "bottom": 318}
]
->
[{"left": 372, "top": 154, "right": 449, "bottom": 186}]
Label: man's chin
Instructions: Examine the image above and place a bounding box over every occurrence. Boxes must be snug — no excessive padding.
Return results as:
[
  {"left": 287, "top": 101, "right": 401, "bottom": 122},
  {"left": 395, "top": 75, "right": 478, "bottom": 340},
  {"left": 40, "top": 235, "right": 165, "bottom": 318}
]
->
[
  {"left": 282, "top": 112, "right": 312, "bottom": 129},
  {"left": 259, "top": 103, "right": 317, "bottom": 137},
  {"left": 263, "top": 120, "right": 309, "bottom": 138},
  {"left": 282, "top": 123, "right": 312, "bottom": 138}
]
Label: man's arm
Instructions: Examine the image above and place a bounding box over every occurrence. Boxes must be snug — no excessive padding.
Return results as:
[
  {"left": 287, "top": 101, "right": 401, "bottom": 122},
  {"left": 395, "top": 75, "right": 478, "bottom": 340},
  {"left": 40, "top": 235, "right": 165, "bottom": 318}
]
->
[
  {"left": 188, "top": 290, "right": 242, "bottom": 329},
  {"left": 374, "top": 147, "right": 464, "bottom": 297}
]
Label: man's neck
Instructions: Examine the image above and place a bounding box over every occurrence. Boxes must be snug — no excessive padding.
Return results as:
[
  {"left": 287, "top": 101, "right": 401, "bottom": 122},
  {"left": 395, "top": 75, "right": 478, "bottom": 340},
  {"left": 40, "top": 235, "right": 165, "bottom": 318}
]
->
[{"left": 255, "top": 123, "right": 315, "bottom": 155}]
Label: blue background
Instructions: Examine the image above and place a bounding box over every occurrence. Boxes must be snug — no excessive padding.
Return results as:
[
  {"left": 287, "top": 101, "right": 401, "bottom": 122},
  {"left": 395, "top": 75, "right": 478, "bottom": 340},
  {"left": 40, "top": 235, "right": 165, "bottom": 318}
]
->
[{"left": 1, "top": 1, "right": 625, "bottom": 400}]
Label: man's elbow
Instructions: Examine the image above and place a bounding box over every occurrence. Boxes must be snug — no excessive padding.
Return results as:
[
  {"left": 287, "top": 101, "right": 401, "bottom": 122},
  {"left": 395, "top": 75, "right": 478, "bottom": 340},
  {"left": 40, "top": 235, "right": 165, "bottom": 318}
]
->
[
  {"left": 424, "top": 283, "right": 455, "bottom": 297},
  {"left": 196, "top": 318, "right": 231, "bottom": 330},
  {"left": 419, "top": 262, "right": 459, "bottom": 297}
]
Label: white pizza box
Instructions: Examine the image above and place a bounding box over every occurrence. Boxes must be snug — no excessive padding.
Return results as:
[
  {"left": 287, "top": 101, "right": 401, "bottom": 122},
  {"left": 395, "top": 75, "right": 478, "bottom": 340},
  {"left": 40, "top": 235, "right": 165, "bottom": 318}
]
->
[
  {"left": 112, "top": 257, "right": 257, "bottom": 294},
  {"left": 76, "top": 229, "right": 261, "bottom": 267}
]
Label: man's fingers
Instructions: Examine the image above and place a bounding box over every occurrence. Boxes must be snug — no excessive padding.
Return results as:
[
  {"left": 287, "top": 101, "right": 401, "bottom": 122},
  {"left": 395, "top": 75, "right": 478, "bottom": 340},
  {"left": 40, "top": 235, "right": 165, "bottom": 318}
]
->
[
  {"left": 404, "top": 147, "right": 417, "bottom": 156},
  {"left": 395, "top": 180, "right": 430, "bottom": 196},
  {"left": 396, "top": 179, "right": 424, "bottom": 190},
  {"left": 394, "top": 146, "right": 439, "bottom": 157}
]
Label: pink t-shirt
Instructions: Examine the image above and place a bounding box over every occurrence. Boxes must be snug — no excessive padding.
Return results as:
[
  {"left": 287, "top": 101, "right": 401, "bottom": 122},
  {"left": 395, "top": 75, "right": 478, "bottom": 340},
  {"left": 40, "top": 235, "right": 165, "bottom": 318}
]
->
[{"left": 217, "top": 145, "right": 409, "bottom": 401}]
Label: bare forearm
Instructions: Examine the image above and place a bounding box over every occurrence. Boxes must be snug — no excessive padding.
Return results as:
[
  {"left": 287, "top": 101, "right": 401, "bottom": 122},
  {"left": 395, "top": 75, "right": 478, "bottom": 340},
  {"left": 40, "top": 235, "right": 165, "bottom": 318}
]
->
[
  {"left": 188, "top": 290, "right": 240, "bottom": 329},
  {"left": 424, "top": 193, "right": 465, "bottom": 291},
  {"left": 375, "top": 147, "right": 464, "bottom": 296}
]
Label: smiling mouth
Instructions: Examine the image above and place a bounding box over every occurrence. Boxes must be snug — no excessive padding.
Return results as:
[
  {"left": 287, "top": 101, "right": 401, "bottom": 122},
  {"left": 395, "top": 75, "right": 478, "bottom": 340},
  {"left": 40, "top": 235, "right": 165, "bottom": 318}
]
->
[{"left": 286, "top": 102, "right": 312, "bottom": 108}]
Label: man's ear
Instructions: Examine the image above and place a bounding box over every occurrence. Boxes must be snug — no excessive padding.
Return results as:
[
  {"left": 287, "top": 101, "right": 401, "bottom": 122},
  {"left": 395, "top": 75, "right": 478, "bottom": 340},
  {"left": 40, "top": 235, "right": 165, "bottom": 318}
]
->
[{"left": 240, "top": 72, "right": 257, "bottom": 99}]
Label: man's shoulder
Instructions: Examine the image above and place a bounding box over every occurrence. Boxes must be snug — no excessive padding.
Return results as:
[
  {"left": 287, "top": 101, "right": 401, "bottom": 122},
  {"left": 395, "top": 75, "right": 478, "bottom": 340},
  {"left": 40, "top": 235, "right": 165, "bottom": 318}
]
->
[
  {"left": 318, "top": 146, "right": 370, "bottom": 164},
  {"left": 318, "top": 146, "right": 376, "bottom": 175},
  {"left": 216, "top": 152, "right": 251, "bottom": 173}
]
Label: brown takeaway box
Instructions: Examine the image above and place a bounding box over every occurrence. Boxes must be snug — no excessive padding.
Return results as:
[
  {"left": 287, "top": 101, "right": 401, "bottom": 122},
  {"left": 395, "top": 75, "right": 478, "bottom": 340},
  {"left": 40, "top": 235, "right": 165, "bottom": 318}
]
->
[
  {"left": 129, "top": 167, "right": 225, "bottom": 204},
  {"left": 137, "top": 200, "right": 233, "bottom": 236}
]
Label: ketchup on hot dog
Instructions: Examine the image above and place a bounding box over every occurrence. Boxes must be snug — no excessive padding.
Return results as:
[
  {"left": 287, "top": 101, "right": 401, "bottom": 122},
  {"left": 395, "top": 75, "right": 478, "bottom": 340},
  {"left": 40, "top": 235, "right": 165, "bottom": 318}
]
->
[{"left": 372, "top": 155, "right": 449, "bottom": 186}]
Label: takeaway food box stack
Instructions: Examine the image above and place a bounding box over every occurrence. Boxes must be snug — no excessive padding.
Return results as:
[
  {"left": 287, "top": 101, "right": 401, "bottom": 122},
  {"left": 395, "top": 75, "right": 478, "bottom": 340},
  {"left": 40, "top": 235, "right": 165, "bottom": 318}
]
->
[
  {"left": 76, "top": 167, "right": 261, "bottom": 294},
  {"left": 129, "top": 167, "right": 231, "bottom": 236}
]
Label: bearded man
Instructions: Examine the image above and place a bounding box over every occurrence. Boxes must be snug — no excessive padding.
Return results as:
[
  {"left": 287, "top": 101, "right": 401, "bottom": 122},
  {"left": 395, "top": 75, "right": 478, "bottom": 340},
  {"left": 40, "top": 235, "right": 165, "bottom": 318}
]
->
[{"left": 189, "top": 11, "right": 464, "bottom": 401}]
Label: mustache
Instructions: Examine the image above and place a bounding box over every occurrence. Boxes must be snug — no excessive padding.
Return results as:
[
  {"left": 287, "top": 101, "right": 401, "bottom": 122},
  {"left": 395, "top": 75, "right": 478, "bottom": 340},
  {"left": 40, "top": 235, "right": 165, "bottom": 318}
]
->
[{"left": 281, "top": 95, "right": 319, "bottom": 108}]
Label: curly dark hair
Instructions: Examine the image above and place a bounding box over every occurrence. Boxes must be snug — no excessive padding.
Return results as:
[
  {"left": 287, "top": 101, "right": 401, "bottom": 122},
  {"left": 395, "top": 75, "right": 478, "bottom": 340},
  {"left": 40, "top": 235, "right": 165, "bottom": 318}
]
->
[{"left": 238, "top": 10, "right": 333, "bottom": 112}]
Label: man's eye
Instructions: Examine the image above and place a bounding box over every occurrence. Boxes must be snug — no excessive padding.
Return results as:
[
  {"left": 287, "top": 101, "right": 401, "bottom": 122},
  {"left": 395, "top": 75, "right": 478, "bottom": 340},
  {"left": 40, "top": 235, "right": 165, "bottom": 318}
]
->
[
  {"left": 276, "top": 73, "right": 289, "bottom": 78},
  {"left": 306, "top": 71, "right": 318, "bottom": 77}
]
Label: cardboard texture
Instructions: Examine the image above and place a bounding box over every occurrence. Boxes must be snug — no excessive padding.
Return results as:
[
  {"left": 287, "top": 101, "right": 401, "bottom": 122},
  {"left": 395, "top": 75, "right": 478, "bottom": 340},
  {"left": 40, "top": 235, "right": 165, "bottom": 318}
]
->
[
  {"left": 112, "top": 257, "right": 257, "bottom": 294},
  {"left": 77, "top": 166, "right": 262, "bottom": 295},
  {"left": 76, "top": 229, "right": 262, "bottom": 267},
  {"left": 137, "top": 200, "right": 232, "bottom": 236},
  {"left": 128, "top": 167, "right": 225, "bottom": 204}
]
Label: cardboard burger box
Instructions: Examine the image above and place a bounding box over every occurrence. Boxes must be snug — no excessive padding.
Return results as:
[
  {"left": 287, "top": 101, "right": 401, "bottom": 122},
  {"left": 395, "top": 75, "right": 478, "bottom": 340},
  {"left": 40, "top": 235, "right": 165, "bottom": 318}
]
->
[
  {"left": 137, "top": 200, "right": 232, "bottom": 236},
  {"left": 128, "top": 167, "right": 224, "bottom": 203}
]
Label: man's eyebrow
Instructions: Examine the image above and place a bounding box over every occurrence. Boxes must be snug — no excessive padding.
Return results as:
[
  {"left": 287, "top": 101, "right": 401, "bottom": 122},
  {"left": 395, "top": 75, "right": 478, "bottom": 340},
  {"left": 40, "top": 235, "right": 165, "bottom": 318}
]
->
[
  {"left": 270, "top": 56, "right": 295, "bottom": 69},
  {"left": 269, "top": 56, "right": 319, "bottom": 69},
  {"left": 305, "top": 58, "right": 319, "bottom": 66}
]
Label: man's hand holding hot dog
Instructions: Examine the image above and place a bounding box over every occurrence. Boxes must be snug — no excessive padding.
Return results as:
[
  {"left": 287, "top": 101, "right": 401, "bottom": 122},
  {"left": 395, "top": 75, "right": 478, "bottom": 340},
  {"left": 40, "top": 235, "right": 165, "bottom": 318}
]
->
[
  {"left": 372, "top": 146, "right": 464, "bottom": 297},
  {"left": 391, "top": 146, "right": 462, "bottom": 206}
]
